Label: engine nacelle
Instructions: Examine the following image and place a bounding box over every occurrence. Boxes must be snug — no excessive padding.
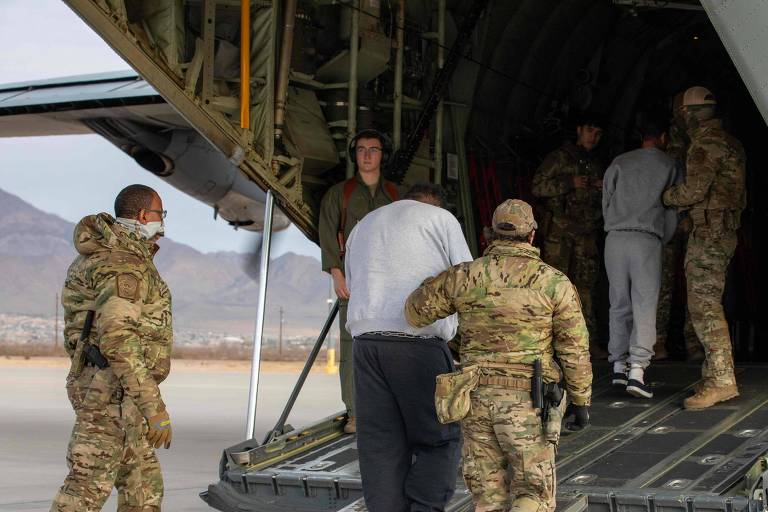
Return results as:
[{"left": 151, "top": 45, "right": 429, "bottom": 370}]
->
[{"left": 84, "top": 118, "right": 289, "bottom": 232}]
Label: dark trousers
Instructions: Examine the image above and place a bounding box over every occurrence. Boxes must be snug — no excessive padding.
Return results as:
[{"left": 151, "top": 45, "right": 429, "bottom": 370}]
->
[{"left": 354, "top": 334, "right": 461, "bottom": 512}]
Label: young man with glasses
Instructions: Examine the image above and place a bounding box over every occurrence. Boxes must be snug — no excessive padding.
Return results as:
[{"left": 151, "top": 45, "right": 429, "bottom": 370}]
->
[{"left": 318, "top": 128, "right": 401, "bottom": 433}]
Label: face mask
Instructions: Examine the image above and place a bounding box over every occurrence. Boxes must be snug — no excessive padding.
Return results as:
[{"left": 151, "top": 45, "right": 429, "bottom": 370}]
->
[{"left": 116, "top": 217, "right": 165, "bottom": 240}]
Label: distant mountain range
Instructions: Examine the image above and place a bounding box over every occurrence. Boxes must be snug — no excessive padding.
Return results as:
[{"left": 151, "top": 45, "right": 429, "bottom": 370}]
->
[{"left": 0, "top": 189, "right": 331, "bottom": 337}]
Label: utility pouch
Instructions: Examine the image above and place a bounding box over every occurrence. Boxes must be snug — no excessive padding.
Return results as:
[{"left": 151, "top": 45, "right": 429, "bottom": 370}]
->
[
  {"left": 434, "top": 365, "right": 480, "bottom": 424},
  {"left": 67, "top": 310, "right": 95, "bottom": 380},
  {"left": 544, "top": 390, "right": 567, "bottom": 445},
  {"left": 690, "top": 209, "right": 710, "bottom": 238},
  {"left": 68, "top": 339, "right": 87, "bottom": 381}
]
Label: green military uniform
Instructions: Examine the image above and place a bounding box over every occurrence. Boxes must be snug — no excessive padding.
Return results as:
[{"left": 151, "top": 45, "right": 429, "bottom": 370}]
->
[
  {"left": 318, "top": 174, "right": 398, "bottom": 417},
  {"left": 532, "top": 143, "right": 603, "bottom": 342},
  {"left": 405, "top": 200, "right": 592, "bottom": 512},
  {"left": 52, "top": 213, "right": 173, "bottom": 512},
  {"left": 663, "top": 118, "right": 746, "bottom": 388}
]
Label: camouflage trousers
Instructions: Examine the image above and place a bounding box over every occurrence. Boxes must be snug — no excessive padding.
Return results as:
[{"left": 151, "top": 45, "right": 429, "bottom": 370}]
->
[
  {"left": 542, "top": 228, "right": 600, "bottom": 339},
  {"left": 685, "top": 229, "right": 737, "bottom": 387},
  {"left": 461, "top": 387, "right": 555, "bottom": 512},
  {"left": 51, "top": 368, "right": 162, "bottom": 512},
  {"left": 338, "top": 300, "right": 355, "bottom": 417}
]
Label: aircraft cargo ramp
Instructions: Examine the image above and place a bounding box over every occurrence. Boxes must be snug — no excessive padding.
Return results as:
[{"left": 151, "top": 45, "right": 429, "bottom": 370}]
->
[{"left": 201, "top": 363, "right": 768, "bottom": 512}]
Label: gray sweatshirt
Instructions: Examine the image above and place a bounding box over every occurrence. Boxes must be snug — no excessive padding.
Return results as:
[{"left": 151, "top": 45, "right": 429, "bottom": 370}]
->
[
  {"left": 345, "top": 200, "right": 473, "bottom": 340},
  {"left": 603, "top": 147, "right": 679, "bottom": 242}
]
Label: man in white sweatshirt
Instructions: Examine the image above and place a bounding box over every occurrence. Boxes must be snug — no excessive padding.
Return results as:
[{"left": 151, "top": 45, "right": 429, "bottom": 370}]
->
[{"left": 345, "top": 184, "right": 473, "bottom": 512}]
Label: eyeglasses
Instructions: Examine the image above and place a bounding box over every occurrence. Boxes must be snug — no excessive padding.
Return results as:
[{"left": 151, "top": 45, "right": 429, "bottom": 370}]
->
[
  {"left": 143, "top": 209, "right": 167, "bottom": 219},
  {"left": 355, "top": 146, "right": 382, "bottom": 156}
]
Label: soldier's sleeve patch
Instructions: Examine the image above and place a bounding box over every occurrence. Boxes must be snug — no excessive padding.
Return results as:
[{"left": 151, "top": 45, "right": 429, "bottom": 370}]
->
[{"left": 116, "top": 273, "right": 140, "bottom": 300}]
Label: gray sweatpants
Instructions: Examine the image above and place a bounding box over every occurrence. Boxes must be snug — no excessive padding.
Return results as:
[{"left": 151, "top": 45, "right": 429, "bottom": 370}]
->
[{"left": 605, "top": 231, "right": 662, "bottom": 369}]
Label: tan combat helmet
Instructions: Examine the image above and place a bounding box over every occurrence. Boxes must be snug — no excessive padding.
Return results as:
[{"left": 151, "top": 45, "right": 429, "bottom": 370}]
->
[
  {"left": 682, "top": 86, "right": 716, "bottom": 107},
  {"left": 492, "top": 199, "right": 538, "bottom": 236}
]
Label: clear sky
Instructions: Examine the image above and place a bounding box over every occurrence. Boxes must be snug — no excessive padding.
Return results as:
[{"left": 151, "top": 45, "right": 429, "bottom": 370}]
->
[{"left": 0, "top": 0, "right": 320, "bottom": 259}]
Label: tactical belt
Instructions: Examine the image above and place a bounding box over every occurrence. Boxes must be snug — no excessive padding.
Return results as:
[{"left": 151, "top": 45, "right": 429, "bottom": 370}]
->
[
  {"left": 475, "top": 361, "right": 534, "bottom": 374},
  {"left": 478, "top": 375, "right": 531, "bottom": 391}
]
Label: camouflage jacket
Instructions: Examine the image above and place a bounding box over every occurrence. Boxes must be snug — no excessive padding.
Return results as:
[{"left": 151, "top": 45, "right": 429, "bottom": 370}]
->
[
  {"left": 663, "top": 119, "right": 746, "bottom": 230},
  {"left": 404, "top": 240, "right": 593, "bottom": 406},
  {"left": 532, "top": 142, "right": 604, "bottom": 231},
  {"left": 318, "top": 173, "right": 399, "bottom": 273},
  {"left": 62, "top": 213, "right": 173, "bottom": 418},
  {"left": 666, "top": 123, "right": 688, "bottom": 170}
]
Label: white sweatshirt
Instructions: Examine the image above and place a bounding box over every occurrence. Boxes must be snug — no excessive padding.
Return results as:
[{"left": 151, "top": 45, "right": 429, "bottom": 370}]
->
[{"left": 344, "top": 200, "right": 473, "bottom": 340}]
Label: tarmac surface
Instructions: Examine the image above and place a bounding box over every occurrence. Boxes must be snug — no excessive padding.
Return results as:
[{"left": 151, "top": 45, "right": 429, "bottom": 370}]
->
[{"left": 0, "top": 358, "right": 343, "bottom": 511}]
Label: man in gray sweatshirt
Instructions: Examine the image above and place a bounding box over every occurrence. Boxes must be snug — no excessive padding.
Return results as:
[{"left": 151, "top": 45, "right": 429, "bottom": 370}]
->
[
  {"left": 345, "top": 184, "right": 472, "bottom": 512},
  {"left": 603, "top": 118, "right": 679, "bottom": 399}
]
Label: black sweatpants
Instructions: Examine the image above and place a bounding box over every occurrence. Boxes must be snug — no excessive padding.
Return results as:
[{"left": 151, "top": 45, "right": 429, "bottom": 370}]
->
[{"left": 353, "top": 334, "right": 461, "bottom": 512}]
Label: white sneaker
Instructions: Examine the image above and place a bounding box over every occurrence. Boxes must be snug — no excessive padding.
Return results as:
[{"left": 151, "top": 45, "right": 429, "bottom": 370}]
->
[{"left": 626, "top": 364, "right": 653, "bottom": 399}]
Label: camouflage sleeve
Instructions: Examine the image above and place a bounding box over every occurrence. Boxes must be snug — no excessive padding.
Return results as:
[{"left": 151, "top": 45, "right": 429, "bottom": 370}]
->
[
  {"left": 150, "top": 342, "right": 172, "bottom": 384},
  {"left": 663, "top": 140, "right": 716, "bottom": 207},
  {"left": 551, "top": 278, "right": 592, "bottom": 406},
  {"left": 404, "top": 265, "right": 465, "bottom": 328},
  {"left": 532, "top": 150, "right": 571, "bottom": 198},
  {"left": 149, "top": 303, "right": 174, "bottom": 384},
  {"left": 319, "top": 185, "right": 342, "bottom": 273},
  {"left": 92, "top": 261, "right": 165, "bottom": 419},
  {"left": 62, "top": 308, "right": 87, "bottom": 358},
  {"left": 666, "top": 124, "right": 687, "bottom": 167}
]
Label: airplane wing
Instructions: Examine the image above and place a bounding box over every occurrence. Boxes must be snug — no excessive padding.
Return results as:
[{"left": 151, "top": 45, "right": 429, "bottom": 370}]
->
[{"left": 0, "top": 72, "right": 289, "bottom": 232}]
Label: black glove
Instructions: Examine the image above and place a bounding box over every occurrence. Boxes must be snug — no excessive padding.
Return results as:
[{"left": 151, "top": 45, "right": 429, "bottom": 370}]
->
[{"left": 565, "top": 405, "right": 590, "bottom": 432}]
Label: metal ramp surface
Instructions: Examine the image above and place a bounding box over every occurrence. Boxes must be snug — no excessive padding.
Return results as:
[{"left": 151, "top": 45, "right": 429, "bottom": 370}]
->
[{"left": 203, "top": 363, "right": 768, "bottom": 511}]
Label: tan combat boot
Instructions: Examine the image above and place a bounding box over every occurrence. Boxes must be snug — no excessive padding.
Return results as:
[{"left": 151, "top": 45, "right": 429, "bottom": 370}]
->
[
  {"left": 343, "top": 416, "right": 356, "bottom": 434},
  {"left": 684, "top": 383, "right": 739, "bottom": 410}
]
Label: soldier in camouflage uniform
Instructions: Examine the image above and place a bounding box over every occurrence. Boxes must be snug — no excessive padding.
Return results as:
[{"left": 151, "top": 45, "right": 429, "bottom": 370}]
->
[
  {"left": 532, "top": 115, "right": 605, "bottom": 356},
  {"left": 51, "top": 185, "right": 173, "bottom": 512},
  {"left": 663, "top": 87, "right": 746, "bottom": 409},
  {"left": 405, "top": 200, "right": 593, "bottom": 512},
  {"left": 319, "top": 129, "right": 399, "bottom": 433}
]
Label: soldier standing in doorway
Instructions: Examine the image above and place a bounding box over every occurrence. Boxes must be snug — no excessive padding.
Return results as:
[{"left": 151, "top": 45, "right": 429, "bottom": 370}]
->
[
  {"left": 663, "top": 86, "right": 746, "bottom": 409},
  {"left": 532, "top": 113, "right": 606, "bottom": 357},
  {"left": 318, "top": 128, "right": 400, "bottom": 434}
]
